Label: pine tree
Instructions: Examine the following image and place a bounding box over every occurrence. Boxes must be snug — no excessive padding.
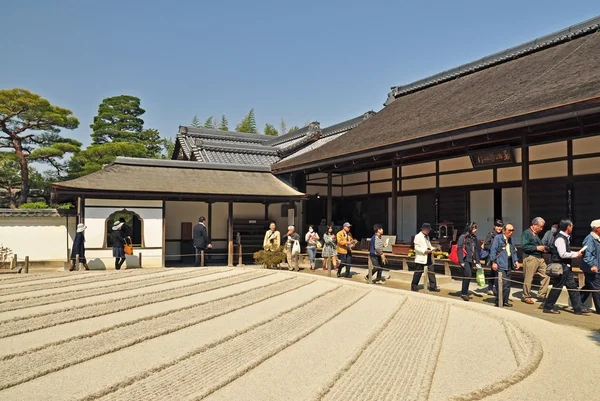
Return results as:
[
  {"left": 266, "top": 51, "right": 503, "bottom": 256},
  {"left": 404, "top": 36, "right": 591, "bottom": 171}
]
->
[
  {"left": 219, "top": 115, "right": 229, "bottom": 131},
  {"left": 288, "top": 125, "right": 300, "bottom": 133},
  {"left": 264, "top": 123, "right": 278, "bottom": 136},
  {"left": 191, "top": 115, "right": 201, "bottom": 127},
  {"left": 279, "top": 119, "right": 287, "bottom": 136},
  {"left": 204, "top": 116, "right": 215, "bottom": 129},
  {"left": 235, "top": 109, "right": 258, "bottom": 133}
]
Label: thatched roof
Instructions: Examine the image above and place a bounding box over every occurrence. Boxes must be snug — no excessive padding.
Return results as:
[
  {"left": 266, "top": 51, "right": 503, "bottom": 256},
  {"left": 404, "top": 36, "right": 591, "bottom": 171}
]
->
[
  {"left": 273, "top": 19, "right": 600, "bottom": 172},
  {"left": 53, "top": 158, "right": 305, "bottom": 201}
]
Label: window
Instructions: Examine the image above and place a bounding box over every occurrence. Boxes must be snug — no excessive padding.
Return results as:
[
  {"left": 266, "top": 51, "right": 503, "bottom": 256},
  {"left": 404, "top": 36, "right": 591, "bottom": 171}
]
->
[{"left": 105, "top": 209, "right": 144, "bottom": 247}]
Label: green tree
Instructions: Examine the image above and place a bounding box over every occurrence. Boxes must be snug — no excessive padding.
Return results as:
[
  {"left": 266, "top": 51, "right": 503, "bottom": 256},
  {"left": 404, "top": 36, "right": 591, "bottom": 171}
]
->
[
  {"left": 288, "top": 125, "right": 300, "bottom": 133},
  {"left": 162, "top": 137, "right": 175, "bottom": 159},
  {"left": 219, "top": 115, "right": 229, "bottom": 131},
  {"left": 0, "top": 88, "right": 80, "bottom": 205},
  {"left": 204, "top": 116, "right": 215, "bottom": 129},
  {"left": 138, "top": 128, "right": 167, "bottom": 158},
  {"left": 69, "top": 142, "right": 148, "bottom": 178},
  {"left": 264, "top": 123, "right": 278, "bottom": 136},
  {"left": 235, "top": 109, "right": 258, "bottom": 133},
  {"left": 191, "top": 115, "right": 201, "bottom": 127},
  {"left": 90, "top": 95, "right": 145, "bottom": 144}
]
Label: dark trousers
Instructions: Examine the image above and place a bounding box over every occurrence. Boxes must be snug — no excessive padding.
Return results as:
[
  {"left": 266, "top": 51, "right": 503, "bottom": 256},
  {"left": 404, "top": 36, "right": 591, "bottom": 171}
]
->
[
  {"left": 338, "top": 253, "right": 352, "bottom": 277},
  {"left": 369, "top": 255, "right": 384, "bottom": 281},
  {"left": 411, "top": 263, "right": 437, "bottom": 290},
  {"left": 194, "top": 247, "right": 205, "bottom": 267},
  {"left": 487, "top": 267, "right": 497, "bottom": 293},
  {"left": 495, "top": 269, "right": 511, "bottom": 306},
  {"left": 544, "top": 268, "right": 583, "bottom": 311},
  {"left": 115, "top": 258, "right": 125, "bottom": 270},
  {"left": 581, "top": 272, "right": 600, "bottom": 313},
  {"left": 461, "top": 262, "right": 473, "bottom": 295}
]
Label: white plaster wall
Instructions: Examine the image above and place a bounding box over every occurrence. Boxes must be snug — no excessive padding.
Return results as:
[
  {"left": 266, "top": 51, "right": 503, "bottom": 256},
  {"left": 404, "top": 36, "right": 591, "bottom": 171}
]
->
[
  {"left": 573, "top": 136, "right": 600, "bottom": 155},
  {"left": 343, "top": 172, "right": 368, "bottom": 185},
  {"left": 529, "top": 141, "right": 567, "bottom": 161},
  {"left": 402, "top": 176, "right": 435, "bottom": 191},
  {"left": 573, "top": 157, "right": 600, "bottom": 175},
  {"left": 343, "top": 184, "right": 368, "bottom": 197},
  {"left": 86, "top": 199, "right": 162, "bottom": 208},
  {"left": 165, "top": 201, "right": 209, "bottom": 240},
  {"left": 397, "top": 196, "right": 417, "bottom": 243},
  {"left": 211, "top": 203, "right": 229, "bottom": 240},
  {"left": 439, "top": 156, "right": 472, "bottom": 172},
  {"left": 370, "top": 168, "right": 392, "bottom": 181},
  {"left": 402, "top": 162, "right": 436, "bottom": 177},
  {"left": 0, "top": 216, "right": 76, "bottom": 262},
  {"left": 497, "top": 166, "right": 521, "bottom": 182},
  {"left": 268, "top": 203, "right": 288, "bottom": 234},
  {"left": 470, "top": 190, "right": 494, "bottom": 237},
  {"left": 529, "top": 161, "right": 567, "bottom": 180},
  {"left": 502, "top": 187, "right": 522, "bottom": 245},
  {"left": 370, "top": 181, "right": 393, "bottom": 194},
  {"left": 233, "top": 203, "right": 264, "bottom": 219},
  {"left": 439, "top": 170, "right": 493, "bottom": 187}
]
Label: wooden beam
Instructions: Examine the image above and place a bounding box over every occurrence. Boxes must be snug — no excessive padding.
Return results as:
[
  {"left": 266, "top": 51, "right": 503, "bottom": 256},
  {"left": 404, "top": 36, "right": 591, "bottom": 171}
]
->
[
  {"left": 161, "top": 201, "right": 166, "bottom": 267},
  {"left": 391, "top": 161, "right": 398, "bottom": 235},
  {"left": 521, "top": 136, "right": 530, "bottom": 231},
  {"left": 327, "top": 171, "right": 333, "bottom": 224},
  {"left": 227, "top": 202, "right": 233, "bottom": 267}
]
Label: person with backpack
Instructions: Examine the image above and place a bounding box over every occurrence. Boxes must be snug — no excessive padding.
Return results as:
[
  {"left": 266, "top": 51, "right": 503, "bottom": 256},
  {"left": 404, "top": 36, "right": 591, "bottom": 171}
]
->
[
  {"left": 367, "top": 224, "right": 387, "bottom": 284},
  {"left": 457, "top": 222, "right": 482, "bottom": 301},
  {"left": 483, "top": 219, "right": 503, "bottom": 295},
  {"left": 490, "top": 223, "right": 521, "bottom": 307},
  {"left": 411, "top": 223, "right": 440, "bottom": 292}
]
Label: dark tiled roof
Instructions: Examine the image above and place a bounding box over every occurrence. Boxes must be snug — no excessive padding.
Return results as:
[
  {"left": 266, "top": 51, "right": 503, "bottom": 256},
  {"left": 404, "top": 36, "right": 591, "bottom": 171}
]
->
[
  {"left": 273, "top": 21, "right": 600, "bottom": 171},
  {"left": 53, "top": 158, "right": 305, "bottom": 199},
  {"left": 0, "top": 209, "right": 74, "bottom": 218},
  {"left": 175, "top": 113, "right": 372, "bottom": 166}
]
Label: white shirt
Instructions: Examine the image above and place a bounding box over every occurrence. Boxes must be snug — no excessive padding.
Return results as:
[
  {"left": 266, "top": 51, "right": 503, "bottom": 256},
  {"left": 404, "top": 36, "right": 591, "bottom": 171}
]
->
[{"left": 555, "top": 231, "right": 579, "bottom": 267}]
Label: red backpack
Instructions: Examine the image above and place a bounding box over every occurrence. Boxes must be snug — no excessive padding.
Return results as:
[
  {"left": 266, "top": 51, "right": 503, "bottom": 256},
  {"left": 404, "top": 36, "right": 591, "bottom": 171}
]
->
[{"left": 449, "top": 236, "right": 467, "bottom": 265}]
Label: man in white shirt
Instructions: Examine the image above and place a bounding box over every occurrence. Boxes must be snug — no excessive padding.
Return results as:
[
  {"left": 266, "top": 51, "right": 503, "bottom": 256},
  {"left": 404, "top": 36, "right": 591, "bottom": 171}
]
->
[
  {"left": 543, "top": 219, "right": 590, "bottom": 315},
  {"left": 410, "top": 223, "right": 440, "bottom": 292}
]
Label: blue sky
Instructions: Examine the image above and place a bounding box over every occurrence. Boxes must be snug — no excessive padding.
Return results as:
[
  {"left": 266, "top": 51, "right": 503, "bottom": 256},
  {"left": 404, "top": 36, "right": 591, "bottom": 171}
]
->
[{"left": 2, "top": 0, "right": 599, "bottom": 146}]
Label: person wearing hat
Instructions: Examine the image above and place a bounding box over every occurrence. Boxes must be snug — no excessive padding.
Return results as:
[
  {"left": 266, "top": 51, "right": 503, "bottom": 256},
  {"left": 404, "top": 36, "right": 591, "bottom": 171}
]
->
[
  {"left": 410, "top": 223, "right": 439, "bottom": 292},
  {"left": 336, "top": 222, "right": 356, "bottom": 278},
  {"left": 483, "top": 219, "right": 503, "bottom": 295},
  {"left": 580, "top": 219, "right": 600, "bottom": 313},
  {"left": 70, "top": 223, "right": 89, "bottom": 271},
  {"left": 283, "top": 225, "right": 301, "bottom": 271},
  {"left": 112, "top": 220, "right": 127, "bottom": 270}
]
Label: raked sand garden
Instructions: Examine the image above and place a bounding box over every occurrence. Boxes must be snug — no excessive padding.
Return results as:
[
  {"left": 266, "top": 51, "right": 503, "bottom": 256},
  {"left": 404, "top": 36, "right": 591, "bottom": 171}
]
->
[{"left": 0, "top": 267, "right": 598, "bottom": 401}]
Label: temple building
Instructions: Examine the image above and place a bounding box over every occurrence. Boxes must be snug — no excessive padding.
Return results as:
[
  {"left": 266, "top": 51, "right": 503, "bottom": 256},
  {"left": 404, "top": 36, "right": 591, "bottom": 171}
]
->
[{"left": 51, "top": 16, "right": 600, "bottom": 268}]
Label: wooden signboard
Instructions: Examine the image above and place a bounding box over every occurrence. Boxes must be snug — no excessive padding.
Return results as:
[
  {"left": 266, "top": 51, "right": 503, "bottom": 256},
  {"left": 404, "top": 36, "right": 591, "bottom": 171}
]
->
[{"left": 469, "top": 148, "right": 514, "bottom": 168}]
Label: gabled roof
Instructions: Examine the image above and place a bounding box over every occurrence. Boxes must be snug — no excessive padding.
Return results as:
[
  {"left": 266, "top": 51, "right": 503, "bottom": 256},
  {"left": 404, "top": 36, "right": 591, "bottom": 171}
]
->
[
  {"left": 53, "top": 158, "right": 305, "bottom": 201},
  {"left": 272, "top": 17, "right": 600, "bottom": 172},
  {"left": 175, "top": 113, "right": 374, "bottom": 166}
]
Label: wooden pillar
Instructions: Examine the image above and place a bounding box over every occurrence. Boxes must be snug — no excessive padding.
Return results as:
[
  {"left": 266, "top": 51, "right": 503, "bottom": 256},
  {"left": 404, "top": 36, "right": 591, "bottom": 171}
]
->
[
  {"left": 435, "top": 161, "right": 440, "bottom": 225},
  {"left": 207, "top": 201, "right": 212, "bottom": 267},
  {"left": 227, "top": 202, "right": 233, "bottom": 267},
  {"left": 521, "top": 137, "right": 530, "bottom": 232},
  {"left": 264, "top": 202, "right": 269, "bottom": 221},
  {"left": 161, "top": 201, "right": 166, "bottom": 267},
  {"left": 391, "top": 161, "right": 398, "bottom": 235},
  {"left": 567, "top": 139, "right": 574, "bottom": 220},
  {"left": 327, "top": 171, "right": 333, "bottom": 225}
]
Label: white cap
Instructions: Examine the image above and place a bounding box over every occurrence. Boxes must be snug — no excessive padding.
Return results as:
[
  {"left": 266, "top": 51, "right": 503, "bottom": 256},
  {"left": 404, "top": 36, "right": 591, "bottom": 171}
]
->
[{"left": 591, "top": 219, "right": 600, "bottom": 229}]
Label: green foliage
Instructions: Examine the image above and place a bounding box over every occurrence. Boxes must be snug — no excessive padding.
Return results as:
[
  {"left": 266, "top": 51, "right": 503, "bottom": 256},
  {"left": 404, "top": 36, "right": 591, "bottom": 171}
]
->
[
  {"left": 288, "top": 125, "right": 300, "bottom": 133},
  {"left": 279, "top": 119, "right": 287, "bottom": 136},
  {"left": 0, "top": 88, "right": 80, "bottom": 205},
  {"left": 219, "top": 115, "right": 229, "bottom": 131},
  {"left": 18, "top": 201, "right": 49, "bottom": 209},
  {"left": 90, "top": 95, "right": 145, "bottom": 144},
  {"left": 137, "top": 128, "right": 168, "bottom": 158},
  {"left": 264, "top": 123, "right": 278, "bottom": 136},
  {"left": 162, "top": 137, "right": 175, "bottom": 159},
  {"left": 235, "top": 109, "right": 258, "bottom": 133},
  {"left": 204, "top": 116, "right": 215, "bottom": 129},
  {"left": 253, "top": 247, "right": 287, "bottom": 269},
  {"left": 0, "top": 153, "right": 22, "bottom": 208},
  {"left": 191, "top": 115, "right": 201, "bottom": 127},
  {"left": 68, "top": 142, "right": 148, "bottom": 178}
]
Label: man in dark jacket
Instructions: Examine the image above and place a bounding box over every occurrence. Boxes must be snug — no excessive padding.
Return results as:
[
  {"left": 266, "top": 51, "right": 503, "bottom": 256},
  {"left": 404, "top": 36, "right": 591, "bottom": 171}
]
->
[
  {"left": 581, "top": 219, "right": 600, "bottom": 314},
  {"left": 520, "top": 217, "right": 550, "bottom": 304},
  {"left": 490, "top": 223, "right": 521, "bottom": 307},
  {"left": 70, "top": 223, "right": 89, "bottom": 271},
  {"left": 367, "top": 224, "right": 387, "bottom": 284},
  {"left": 193, "top": 216, "right": 212, "bottom": 267},
  {"left": 543, "top": 219, "right": 590, "bottom": 315},
  {"left": 483, "top": 219, "right": 503, "bottom": 295}
]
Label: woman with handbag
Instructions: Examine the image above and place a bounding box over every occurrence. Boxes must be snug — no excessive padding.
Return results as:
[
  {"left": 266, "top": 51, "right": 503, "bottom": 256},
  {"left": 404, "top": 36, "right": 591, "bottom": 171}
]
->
[
  {"left": 322, "top": 225, "right": 339, "bottom": 271},
  {"left": 305, "top": 225, "right": 320, "bottom": 271},
  {"left": 112, "top": 220, "right": 127, "bottom": 270},
  {"left": 457, "top": 222, "right": 482, "bottom": 301}
]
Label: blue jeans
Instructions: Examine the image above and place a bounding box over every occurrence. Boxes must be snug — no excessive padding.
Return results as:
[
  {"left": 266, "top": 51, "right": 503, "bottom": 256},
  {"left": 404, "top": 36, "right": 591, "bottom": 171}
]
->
[
  {"left": 307, "top": 247, "right": 317, "bottom": 266},
  {"left": 339, "top": 253, "right": 352, "bottom": 277}
]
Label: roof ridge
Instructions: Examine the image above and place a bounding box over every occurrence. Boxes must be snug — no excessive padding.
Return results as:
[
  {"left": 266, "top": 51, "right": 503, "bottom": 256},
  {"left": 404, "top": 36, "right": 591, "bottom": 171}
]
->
[
  {"left": 386, "top": 15, "right": 600, "bottom": 105},
  {"left": 111, "top": 157, "right": 272, "bottom": 172}
]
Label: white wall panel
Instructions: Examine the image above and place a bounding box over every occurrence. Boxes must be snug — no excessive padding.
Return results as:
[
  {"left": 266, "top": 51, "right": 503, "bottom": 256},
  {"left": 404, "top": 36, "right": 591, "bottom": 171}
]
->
[
  {"left": 529, "top": 161, "right": 567, "bottom": 180},
  {"left": 343, "top": 184, "right": 368, "bottom": 196},
  {"left": 402, "top": 176, "right": 436, "bottom": 191},
  {"left": 470, "top": 190, "right": 494, "bottom": 237},
  {"left": 402, "top": 162, "right": 435, "bottom": 177},
  {"left": 439, "top": 156, "right": 472, "bottom": 172},
  {"left": 165, "top": 201, "right": 208, "bottom": 240},
  {"left": 370, "top": 168, "right": 392, "bottom": 181},
  {"left": 497, "top": 166, "right": 521, "bottom": 182},
  {"left": 573, "top": 157, "right": 600, "bottom": 175},
  {"left": 573, "top": 136, "right": 600, "bottom": 155},
  {"left": 502, "top": 187, "right": 522, "bottom": 245},
  {"left": 529, "top": 141, "right": 567, "bottom": 161},
  {"left": 439, "top": 170, "right": 493, "bottom": 187},
  {"left": 370, "top": 181, "right": 392, "bottom": 194},
  {"left": 343, "top": 172, "right": 368, "bottom": 184}
]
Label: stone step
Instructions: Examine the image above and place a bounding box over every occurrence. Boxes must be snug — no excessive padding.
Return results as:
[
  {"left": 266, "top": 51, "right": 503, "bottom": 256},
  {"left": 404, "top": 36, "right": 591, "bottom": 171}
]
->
[{"left": 388, "top": 269, "right": 453, "bottom": 285}]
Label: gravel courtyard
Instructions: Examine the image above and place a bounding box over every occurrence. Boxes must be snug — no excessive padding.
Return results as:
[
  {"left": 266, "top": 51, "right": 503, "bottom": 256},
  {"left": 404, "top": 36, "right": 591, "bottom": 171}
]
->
[{"left": 0, "top": 267, "right": 598, "bottom": 400}]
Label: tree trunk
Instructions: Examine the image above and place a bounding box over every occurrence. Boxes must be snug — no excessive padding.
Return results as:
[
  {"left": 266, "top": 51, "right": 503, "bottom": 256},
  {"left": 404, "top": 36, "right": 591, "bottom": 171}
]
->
[{"left": 13, "top": 139, "right": 29, "bottom": 206}]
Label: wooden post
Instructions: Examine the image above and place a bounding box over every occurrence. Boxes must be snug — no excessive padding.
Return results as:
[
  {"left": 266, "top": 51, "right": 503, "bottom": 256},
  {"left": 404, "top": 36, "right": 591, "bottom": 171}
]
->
[
  {"left": 238, "top": 245, "right": 243, "bottom": 267},
  {"left": 402, "top": 258, "right": 409, "bottom": 271},
  {"left": 139, "top": 252, "right": 143, "bottom": 268},
  {"left": 498, "top": 270, "right": 504, "bottom": 308},
  {"left": 10, "top": 254, "right": 16, "bottom": 270},
  {"left": 327, "top": 171, "right": 333, "bottom": 225},
  {"left": 327, "top": 257, "right": 332, "bottom": 277},
  {"left": 424, "top": 264, "right": 429, "bottom": 291},
  {"left": 75, "top": 254, "right": 80, "bottom": 271},
  {"left": 367, "top": 256, "right": 373, "bottom": 284},
  {"left": 24, "top": 256, "right": 29, "bottom": 274},
  {"left": 227, "top": 202, "right": 234, "bottom": 267},
  {"left": 391, "top": 160, "right": 398, "bottom": 236},
  {"left": 444, "top": 261, "right": 451, "bottom": 276},
  {"left": 200, "top": 250, "right": 205, "bottom": 267},
  {"left": 521, "top": 137, "right": 530, "bottom": 232}
]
